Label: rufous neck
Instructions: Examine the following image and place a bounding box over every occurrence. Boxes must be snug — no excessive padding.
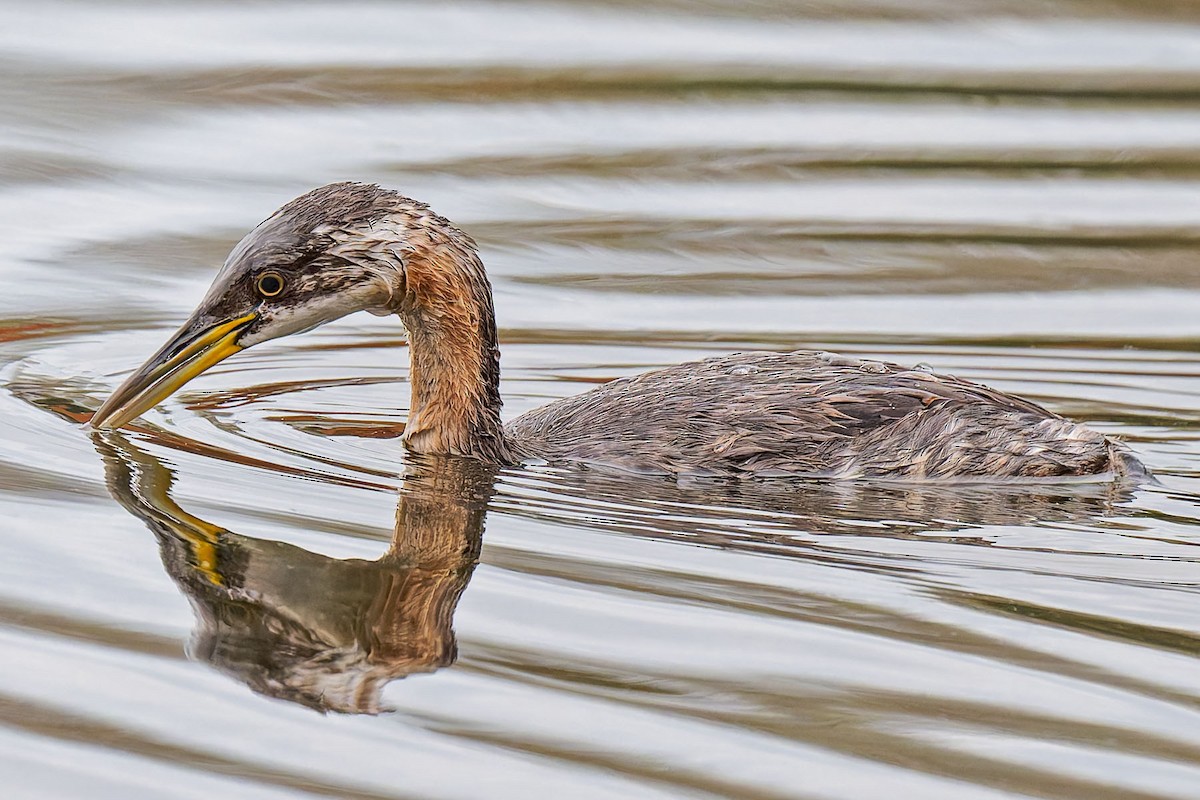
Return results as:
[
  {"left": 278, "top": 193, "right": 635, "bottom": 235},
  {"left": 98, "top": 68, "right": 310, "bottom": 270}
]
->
[{"left": 394, "top": 238, "right": 513, "bottom": 464}]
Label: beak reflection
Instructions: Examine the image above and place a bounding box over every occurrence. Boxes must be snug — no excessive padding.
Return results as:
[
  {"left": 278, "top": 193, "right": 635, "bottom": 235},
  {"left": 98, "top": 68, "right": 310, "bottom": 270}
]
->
[
  {"left": 95, "top": 432, "right": 494, "bottom": 714},
  {"left": 91, "top": 310, "right": 258, "bottom": 429}
]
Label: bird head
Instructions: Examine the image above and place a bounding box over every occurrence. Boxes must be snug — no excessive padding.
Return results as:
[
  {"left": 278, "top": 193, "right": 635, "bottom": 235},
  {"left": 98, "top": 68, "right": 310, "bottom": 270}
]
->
[{"left": 91, "top": 182, "right": 423, "bottom": 429}]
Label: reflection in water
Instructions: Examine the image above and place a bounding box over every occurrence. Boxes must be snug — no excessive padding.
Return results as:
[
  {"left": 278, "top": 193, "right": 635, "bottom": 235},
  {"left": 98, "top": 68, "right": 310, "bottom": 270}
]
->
[
  {"left": 96, "top": 433, "right": 495, "bottom": 714},
  {"left": 511, "top": 466, "right": 1141, "bottom": 555},
  {"left": 88, "top": 420, "right": 1141, "bottom": 719}
]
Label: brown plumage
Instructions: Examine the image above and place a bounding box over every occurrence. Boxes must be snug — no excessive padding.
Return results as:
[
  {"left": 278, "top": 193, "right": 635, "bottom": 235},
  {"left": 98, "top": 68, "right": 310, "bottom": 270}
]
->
[
  {"left": 92, "top": 182, "right": 1147, "bottom": 482},
  {"left": 508, "top": 351, "right": 1142, "bottom": 479}
]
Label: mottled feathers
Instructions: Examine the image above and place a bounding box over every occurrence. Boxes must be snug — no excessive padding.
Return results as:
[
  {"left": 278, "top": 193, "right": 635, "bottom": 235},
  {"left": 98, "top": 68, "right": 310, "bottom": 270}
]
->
[{"left": 506, "top": 351, "right": 1141, "bottom": 480}]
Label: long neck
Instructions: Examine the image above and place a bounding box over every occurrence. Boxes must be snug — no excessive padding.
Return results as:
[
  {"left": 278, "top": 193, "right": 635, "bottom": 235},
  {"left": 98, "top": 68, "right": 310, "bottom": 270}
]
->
[{"left": 394, "top": 233, "right": 514, "bottom": 464}]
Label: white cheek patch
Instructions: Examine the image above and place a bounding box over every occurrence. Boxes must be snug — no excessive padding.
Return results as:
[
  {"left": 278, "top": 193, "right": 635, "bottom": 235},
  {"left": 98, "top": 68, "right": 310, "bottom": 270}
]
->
[{"left": 239, "top": 283, "right": 383, "bottom": 347}]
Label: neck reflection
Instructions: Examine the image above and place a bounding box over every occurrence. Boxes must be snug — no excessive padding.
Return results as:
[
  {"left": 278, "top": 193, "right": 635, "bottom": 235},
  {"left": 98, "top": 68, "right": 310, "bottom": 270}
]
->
[{"left": 96, "top": 433, "right": 496, "bottom": 714}]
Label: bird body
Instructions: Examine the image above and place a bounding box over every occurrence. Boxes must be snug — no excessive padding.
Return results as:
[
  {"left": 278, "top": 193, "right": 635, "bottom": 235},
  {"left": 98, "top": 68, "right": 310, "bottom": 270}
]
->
[
  {"left": 507, "top": 350, "right": 1139, "bottom": 480},
  {"left": 92, "top": 182, "right": 1145, "bottom": 482}
]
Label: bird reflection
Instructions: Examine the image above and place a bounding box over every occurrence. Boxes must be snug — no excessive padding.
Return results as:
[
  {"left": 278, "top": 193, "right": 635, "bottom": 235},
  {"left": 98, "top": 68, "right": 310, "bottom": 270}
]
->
[
  {"left": 95, "top": 432, "right": 495, "bottom": 714},
  {"left": 91, "top": 424, "right": 1139, "bottom": 714},
  {"left": 511, "top": 465, "right": 1141, "bottom": 556}
]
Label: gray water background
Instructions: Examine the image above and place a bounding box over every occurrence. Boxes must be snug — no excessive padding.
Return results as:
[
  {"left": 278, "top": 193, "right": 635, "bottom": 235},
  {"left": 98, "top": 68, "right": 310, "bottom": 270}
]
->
[{"left": 0, "top": 2, "right": 1199, "bottom": 798}]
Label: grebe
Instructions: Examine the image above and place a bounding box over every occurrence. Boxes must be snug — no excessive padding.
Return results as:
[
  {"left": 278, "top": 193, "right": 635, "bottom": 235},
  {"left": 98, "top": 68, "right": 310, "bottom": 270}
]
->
[{"left": 91, "top": 182, "right": 1145, "bottom": 481}]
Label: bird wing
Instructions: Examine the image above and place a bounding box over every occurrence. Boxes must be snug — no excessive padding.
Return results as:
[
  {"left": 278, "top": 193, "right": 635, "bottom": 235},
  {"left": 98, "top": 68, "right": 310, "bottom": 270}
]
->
[{"left": 505, "top": 350, "right": 1073, "bottom": 477}]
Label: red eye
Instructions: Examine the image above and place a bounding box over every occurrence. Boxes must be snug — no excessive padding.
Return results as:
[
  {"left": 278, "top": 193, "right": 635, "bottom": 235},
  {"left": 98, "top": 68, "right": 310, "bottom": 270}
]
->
[{"left": 256, "top": 271, "right": 284, "bottom": 298}]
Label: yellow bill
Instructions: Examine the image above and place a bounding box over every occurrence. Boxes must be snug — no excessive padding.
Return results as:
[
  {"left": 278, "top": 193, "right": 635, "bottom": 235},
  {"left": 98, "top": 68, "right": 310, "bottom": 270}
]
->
[{"left": 91, "top": 311, "right": 257, "bottom": 429}]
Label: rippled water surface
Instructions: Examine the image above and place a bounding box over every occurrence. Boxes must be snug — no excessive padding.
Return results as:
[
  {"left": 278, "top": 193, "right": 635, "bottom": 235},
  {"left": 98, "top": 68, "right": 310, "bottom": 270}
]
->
[{"left": 2, "top": 1, "right": 1199, "bottom": 798}]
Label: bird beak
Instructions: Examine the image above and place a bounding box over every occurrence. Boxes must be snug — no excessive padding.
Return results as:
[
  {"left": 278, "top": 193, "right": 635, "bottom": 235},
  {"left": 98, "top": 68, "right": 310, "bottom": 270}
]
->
[{"left": 91, "top": 310, "right": 258, "bottom": 429}]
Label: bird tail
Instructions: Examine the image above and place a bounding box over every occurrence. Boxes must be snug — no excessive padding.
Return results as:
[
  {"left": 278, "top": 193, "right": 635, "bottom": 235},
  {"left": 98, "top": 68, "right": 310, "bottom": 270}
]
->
[{"left": 1109, "top": 442, "right": 1157, "bottom": 486}]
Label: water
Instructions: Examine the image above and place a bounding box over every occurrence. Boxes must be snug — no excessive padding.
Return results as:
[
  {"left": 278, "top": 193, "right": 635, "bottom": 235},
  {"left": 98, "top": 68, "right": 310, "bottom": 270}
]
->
[{"left": 1, "top": 1, "right": 1199, "bottom": 797}]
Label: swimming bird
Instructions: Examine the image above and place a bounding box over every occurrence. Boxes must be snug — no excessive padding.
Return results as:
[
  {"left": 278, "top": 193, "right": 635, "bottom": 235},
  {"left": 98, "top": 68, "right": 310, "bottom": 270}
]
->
[{"left": 91, "top": 182, "right": 1145, "bottom": 481}]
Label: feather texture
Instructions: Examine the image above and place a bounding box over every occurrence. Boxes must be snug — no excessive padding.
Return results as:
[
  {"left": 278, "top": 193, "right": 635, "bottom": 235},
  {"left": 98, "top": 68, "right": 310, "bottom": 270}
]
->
[{"left": 506, "top": 351, "right": 1142, "bottom": 480}]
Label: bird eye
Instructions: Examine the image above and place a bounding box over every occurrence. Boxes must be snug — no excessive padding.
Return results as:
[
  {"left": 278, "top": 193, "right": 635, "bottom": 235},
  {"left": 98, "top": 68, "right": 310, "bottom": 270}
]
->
[{"left": 256, "top": 271, "right": 285, "bottom": 298}]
